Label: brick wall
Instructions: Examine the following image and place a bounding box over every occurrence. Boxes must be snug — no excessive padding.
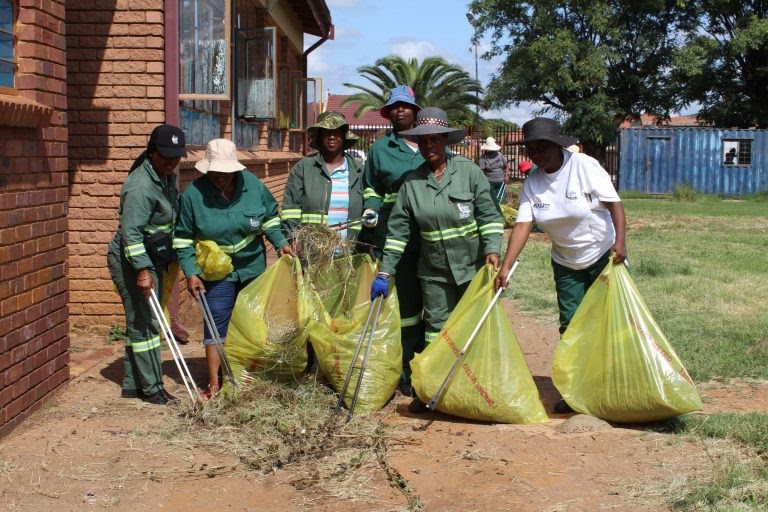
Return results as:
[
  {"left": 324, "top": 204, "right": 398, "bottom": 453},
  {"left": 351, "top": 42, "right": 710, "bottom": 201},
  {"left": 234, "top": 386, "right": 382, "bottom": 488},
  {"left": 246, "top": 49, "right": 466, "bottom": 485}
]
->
[
  {"left": 66, "top": 2, "right": 301, "bottom": 330},
  {"left": 66, "top": 0, "right": 167, "bottom": 331},
  {"left": 0, "top": 0, "right": 69, "bottom": 437}
]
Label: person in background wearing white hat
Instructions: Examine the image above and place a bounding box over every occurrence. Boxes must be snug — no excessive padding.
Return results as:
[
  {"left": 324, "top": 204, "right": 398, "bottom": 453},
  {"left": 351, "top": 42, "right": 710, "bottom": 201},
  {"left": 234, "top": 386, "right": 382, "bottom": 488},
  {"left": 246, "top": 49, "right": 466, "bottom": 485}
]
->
[
  {"left": 494, "top": 117, "right": 626, "bottom": 414},
  {"left": 479, "top": 136, "right": 509, "bottom": 207},
  {"left": 107, "top": 124, "right": 187, "bottom": 405},
  {"left": 173, "top": 139, "right": 296, "bottom": 397}
]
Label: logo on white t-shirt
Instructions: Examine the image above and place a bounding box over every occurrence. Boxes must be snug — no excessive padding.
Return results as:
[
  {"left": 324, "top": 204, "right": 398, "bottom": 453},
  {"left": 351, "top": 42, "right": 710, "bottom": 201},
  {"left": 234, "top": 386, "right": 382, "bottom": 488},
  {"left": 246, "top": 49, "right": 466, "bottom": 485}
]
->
[{"left": 533, "top": 202, "right": 550, "bottom": 210}]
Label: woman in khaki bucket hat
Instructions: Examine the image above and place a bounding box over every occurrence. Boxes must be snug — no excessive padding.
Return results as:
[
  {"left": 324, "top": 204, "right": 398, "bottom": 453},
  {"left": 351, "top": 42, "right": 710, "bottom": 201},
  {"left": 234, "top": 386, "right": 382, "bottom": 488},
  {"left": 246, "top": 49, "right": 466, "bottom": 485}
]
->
[{"left": 281, "top": 111, "right": 372, "bottom": 250}]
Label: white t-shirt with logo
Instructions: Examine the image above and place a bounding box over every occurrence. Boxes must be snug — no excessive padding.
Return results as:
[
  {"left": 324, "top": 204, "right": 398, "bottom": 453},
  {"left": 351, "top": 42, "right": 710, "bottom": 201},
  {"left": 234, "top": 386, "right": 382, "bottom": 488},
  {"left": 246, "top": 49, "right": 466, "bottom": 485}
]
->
[{"left": 516, "top": 151, "right": 620, "bottom": 269}]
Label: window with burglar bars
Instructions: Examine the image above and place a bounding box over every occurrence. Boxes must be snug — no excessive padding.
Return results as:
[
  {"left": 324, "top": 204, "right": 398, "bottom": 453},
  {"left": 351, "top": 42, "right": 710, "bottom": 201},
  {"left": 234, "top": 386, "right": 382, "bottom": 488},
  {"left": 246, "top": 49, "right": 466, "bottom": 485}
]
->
[{"left": 722, "top": 139, "right": 752, "bottom": 166}]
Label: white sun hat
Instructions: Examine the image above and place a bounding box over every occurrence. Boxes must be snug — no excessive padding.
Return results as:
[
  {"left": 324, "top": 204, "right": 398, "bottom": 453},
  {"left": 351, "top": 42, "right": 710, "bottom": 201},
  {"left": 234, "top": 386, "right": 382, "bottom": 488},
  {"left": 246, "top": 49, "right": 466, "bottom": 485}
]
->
[
  {"left": 480, "top": 136, "right": 502, "bottom": 151},
  {"left": 194, "top": 138, "right": 245, "bottom": 174}
]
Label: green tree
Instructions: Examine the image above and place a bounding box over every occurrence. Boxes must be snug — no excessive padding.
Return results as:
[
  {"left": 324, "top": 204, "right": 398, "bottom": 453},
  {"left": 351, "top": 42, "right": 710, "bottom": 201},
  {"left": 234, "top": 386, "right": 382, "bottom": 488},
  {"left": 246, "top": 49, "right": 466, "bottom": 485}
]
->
[
  {"left": 467, "top": 0, "right": 696, "bottom": 160},
  {"left": 675, "top": 1, "right": 768, "bottom": 128},
  {"left": 340, "top": 55, "right": 483, "bottom": 126}
]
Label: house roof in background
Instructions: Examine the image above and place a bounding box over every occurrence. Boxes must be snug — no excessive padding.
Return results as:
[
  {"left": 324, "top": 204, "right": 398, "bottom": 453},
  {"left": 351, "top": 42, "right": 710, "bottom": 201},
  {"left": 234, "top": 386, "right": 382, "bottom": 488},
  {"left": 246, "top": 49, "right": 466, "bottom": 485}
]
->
[
  {"left": 620, "top": 115, "right": 702, "bottom": 128},
  {"left": 325, "top": 94, "right": 391, "bottom": 127}
]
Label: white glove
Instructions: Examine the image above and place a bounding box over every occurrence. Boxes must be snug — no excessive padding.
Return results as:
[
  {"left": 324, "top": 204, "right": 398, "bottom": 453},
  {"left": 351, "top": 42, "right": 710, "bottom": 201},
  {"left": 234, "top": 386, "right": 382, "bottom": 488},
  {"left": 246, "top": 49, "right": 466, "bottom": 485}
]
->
[{"left": 362, "top": 209, "right": 378, "bottom": 228}]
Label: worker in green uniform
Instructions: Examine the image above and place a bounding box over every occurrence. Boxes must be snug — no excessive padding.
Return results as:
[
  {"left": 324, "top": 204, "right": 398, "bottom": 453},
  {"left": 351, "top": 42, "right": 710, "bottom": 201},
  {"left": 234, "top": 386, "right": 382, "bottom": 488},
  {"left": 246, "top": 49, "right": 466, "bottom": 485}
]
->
[
  {"left": 370, "top": 107, "right": 504, "bottom": 413},
  {"left": 107, "top": 124, "right": 187, "bottom": 405},
  {"left": 281, "top": 111, "right": 371, "bottom": 248},
  {"left": 362, "top": 85, "right": 425, "bottom": 397},
  {"left": 173, "top": 139, "right": 295, "bottom": 397}
]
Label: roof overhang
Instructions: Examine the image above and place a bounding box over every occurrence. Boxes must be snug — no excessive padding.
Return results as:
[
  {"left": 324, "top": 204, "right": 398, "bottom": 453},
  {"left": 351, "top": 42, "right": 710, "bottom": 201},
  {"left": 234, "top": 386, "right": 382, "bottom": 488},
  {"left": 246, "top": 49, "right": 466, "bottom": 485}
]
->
[{"left": 289, "top": 0, "right": 332, "bottom": 38}]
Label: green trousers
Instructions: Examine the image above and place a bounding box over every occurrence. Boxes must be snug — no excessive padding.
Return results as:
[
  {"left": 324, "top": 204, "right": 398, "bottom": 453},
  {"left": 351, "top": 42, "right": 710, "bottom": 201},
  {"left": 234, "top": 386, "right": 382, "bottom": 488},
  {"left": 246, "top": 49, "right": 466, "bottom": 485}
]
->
[
  {"left": 394, "top": 250, "right": 424, "bottom": 384},
  {"left": 107, "top": 247, "right": 165, "bottom": 396},
  {"left": 551, "top": 251, "right": 611, "bottom": 335},
  {"left": 422, "top": 278, "right": 471, "bottom": 346}
]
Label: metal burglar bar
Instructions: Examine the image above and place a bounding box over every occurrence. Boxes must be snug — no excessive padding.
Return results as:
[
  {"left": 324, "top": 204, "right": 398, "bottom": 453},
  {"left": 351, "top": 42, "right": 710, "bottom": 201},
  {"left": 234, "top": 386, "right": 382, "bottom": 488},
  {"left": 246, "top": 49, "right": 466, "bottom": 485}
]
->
[{"left": 343, "top": 125, "right": 618, "bottom": 183}]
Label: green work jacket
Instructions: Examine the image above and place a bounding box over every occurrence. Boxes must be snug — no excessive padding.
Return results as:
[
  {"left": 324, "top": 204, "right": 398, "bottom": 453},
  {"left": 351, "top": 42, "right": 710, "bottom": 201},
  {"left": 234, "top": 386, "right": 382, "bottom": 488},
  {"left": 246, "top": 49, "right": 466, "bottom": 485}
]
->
[
  {"left": 281, "top": 152, "right": 365, "bottom": 240},
  {"left": 173, "top": 170, "right": 288, "bottom": 283},
  {"left": 380, "top": 155, "right": 504, "bottom": 285},
  {"left": 109, "top": 157, "right": 178, "bottom": 270},
  {"left": 363, "top": 129, "right": 425, "bottom": 253}
]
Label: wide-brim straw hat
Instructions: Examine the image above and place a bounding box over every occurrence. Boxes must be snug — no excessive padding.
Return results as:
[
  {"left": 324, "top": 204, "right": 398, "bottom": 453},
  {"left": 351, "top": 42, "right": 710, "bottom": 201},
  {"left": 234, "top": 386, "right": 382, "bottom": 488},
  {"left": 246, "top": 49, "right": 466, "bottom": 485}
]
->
[
  {"left": 379, "top": 84, "right": 422, "bottom": 118},
  {"left": 399, "top": 107, "right": 465, "bottom": 145},
  {"left": 480, "top": 136, "right": 501, "bottom": 151},
  {"left": 513, "top": 117, "right": 579, "bottom": 147},
  {"left": 307, "top": 111, "right": 359, "bottom": 150},
  {"left": 195, "top": 138, "right": 245, "bottom": 174}
]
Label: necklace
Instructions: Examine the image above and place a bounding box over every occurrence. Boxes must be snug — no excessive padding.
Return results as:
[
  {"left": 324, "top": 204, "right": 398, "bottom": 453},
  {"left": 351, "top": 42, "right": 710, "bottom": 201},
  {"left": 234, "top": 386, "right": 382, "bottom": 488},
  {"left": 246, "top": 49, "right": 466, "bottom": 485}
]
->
[{"left": 433, "top": 163, "right": 447, "bottom": 180}]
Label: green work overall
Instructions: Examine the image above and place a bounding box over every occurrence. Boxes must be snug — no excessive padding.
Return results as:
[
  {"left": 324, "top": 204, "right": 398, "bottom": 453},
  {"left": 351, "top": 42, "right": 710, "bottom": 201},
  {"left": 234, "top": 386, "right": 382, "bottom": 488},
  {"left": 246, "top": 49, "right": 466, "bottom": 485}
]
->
[
  {"left": 107, "top": 158, "right": 177, "bottom": 397},
  {"left": 363, "top": 130, "right": 426, "bottom": 384}
]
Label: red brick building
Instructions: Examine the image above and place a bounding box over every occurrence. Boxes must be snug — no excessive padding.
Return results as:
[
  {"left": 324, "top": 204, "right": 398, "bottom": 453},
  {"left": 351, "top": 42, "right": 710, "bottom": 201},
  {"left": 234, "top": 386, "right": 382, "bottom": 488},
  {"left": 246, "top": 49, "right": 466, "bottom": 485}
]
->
[{"left": 0, "top": 0, "right": 332, "bottom": 435}]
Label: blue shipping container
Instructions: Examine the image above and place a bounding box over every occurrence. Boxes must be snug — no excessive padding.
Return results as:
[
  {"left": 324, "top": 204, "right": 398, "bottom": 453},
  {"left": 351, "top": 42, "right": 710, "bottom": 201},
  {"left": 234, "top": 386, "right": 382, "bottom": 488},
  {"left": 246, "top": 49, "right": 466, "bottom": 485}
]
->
[{"left": 618, "top": 127, "right": 768, "bottom": 196}]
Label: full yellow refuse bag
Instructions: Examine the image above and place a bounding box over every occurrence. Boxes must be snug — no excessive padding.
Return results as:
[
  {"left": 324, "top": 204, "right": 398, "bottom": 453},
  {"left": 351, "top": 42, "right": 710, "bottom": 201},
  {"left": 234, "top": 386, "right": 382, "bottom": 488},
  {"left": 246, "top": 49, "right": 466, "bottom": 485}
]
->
[
  {"left": 195, "top": 240, "right": 234, "bottom": 281},
  {"left": 226, "top": 255, "right": 309, "bottom": 384},
  {"left": 307, "top": 254, "right": 402, "bottom": 413},
  {"left": 552, "top": 261, "right": 702, "bottom": 423},
  {"left": 411, "top": 265, "right": 548, "bottom": 424}
]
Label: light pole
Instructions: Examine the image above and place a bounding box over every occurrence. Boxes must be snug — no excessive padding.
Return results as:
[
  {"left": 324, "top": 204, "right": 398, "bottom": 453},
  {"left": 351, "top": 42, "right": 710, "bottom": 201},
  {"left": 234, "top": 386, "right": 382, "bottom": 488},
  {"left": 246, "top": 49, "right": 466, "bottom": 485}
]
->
[{"left": 466, "top": 13, "right": 480, "bottom": 162}]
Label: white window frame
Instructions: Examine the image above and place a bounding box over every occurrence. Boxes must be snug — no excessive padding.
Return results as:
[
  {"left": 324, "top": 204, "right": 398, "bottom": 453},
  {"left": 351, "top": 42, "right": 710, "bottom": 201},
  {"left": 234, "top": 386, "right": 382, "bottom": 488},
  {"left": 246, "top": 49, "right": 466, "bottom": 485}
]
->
[{"left": 178, "top": 0, "right": 231, "bottom": 101}]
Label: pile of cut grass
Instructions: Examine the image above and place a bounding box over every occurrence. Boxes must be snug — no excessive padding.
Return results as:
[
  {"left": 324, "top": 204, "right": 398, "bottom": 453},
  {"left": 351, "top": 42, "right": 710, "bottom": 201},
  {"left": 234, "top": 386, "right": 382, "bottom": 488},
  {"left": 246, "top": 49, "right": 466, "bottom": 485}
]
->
[{"left": 161, "top": 377, "right": 420, "bottom": 505}]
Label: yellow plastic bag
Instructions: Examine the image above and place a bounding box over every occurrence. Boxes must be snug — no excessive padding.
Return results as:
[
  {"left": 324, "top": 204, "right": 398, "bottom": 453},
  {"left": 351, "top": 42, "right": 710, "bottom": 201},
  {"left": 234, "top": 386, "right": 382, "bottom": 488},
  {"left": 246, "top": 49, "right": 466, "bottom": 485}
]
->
[
  {"left": 552, "top": 261, "right": 703, "bottom": 423},
  {"left": 226, "top": 255, "right": 309, "bottom": 383},
  {"left": 195, "top": 240, "right": 234, "bottom": 281},
  {"left": 307, "top": 254, "right": 402, "bottom": 414},
  {"left": 411, "top": 265, "right": 548, "bottom": 424}
]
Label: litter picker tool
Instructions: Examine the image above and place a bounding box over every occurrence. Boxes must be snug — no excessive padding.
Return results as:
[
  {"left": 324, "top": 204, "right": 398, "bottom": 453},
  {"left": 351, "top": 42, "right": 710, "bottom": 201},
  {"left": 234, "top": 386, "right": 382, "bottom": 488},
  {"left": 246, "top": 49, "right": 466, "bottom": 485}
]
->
[
  {"left": 426, "top": 259, "right": 520, "bottom": 411},
  {"left": 496, "top": 182, "right": 507, "bottom": 204},
  {"left": 148, "top": 288, "right": 200, "bottom": 403},
  {"left": 327, "top": 211, "right": 377, "bottom": 231},
  {"left": 197, "top": 292, "right": 238, "bottom": 389},
  {"left": 335, "top": 294, "right": 384, "bottom": 422}
]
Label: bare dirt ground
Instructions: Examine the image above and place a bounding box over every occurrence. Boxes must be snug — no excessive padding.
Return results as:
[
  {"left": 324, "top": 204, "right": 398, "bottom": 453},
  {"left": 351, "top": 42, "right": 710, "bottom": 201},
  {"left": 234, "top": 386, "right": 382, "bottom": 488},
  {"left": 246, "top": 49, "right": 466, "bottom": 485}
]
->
[{"left": 2, "top": 299, "right": 767, "bottom": 512}]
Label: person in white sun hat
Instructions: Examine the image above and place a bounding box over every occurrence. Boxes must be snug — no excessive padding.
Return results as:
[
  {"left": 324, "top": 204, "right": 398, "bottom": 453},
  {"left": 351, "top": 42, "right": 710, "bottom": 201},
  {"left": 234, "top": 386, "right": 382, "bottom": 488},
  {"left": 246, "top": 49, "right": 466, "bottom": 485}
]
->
[
  {"left": 173, "top": 138, "right": 296, "bottom": 397},
  {"left": 479, "top": 136, "right": 509, "bottom": 207}
]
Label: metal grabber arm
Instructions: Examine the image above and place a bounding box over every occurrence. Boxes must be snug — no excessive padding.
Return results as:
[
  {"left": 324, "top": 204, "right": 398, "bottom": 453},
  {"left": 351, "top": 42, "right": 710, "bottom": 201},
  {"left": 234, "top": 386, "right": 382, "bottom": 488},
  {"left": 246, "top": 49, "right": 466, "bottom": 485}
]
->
[{"left": 426, "top": 259, "right": 520, "bottom": 411}]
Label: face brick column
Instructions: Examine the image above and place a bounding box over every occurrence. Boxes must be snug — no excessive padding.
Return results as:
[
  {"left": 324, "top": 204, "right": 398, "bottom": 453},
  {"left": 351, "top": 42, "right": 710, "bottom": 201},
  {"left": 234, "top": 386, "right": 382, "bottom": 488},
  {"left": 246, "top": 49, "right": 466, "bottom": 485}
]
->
[
  {"left": 66, "top": 1, "right": 166, "bottom": 330},
  {"left": 0, "top": 1, "right": 69, "bottom": 436}
]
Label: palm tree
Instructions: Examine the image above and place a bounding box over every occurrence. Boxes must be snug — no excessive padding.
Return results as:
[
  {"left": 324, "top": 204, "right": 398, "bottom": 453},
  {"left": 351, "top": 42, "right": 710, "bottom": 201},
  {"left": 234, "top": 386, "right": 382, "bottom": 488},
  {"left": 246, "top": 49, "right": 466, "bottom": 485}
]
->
[{"left": 341, "top": 55, "right": 483, "bottom": 126}]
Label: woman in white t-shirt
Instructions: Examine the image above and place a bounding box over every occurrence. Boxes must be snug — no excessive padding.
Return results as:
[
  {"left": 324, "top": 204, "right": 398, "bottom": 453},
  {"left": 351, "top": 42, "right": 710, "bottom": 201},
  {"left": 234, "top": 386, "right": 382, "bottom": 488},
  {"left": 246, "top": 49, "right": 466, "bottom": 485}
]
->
[{"left": 494, "top": 117, "right": 626, "bottom": 414}]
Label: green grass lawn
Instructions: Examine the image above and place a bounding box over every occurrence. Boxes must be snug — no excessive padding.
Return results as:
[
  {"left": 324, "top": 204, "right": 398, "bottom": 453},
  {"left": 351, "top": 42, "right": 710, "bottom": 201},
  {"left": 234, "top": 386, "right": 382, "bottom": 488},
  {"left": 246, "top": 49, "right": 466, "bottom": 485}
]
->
[{"left": 502, "top": 193, "right": 768, "bottom": 382}]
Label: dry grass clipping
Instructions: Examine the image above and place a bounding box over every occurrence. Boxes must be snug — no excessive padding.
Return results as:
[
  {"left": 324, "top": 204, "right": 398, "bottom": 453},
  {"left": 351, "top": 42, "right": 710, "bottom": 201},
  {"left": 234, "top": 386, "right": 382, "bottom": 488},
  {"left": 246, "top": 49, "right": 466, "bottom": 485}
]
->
[
  {"left": 293, "top": 224, "right": 362, "bottom": 316},
  {"left": 160, "top": 377, "right": 405, "bottom": 502}
]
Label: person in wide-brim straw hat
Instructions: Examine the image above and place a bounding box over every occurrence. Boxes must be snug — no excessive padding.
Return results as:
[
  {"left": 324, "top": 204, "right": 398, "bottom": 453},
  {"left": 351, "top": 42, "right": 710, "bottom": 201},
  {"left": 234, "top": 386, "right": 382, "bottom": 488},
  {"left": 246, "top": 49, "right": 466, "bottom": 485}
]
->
[
  {"left": 371, "top": 106, "right": 504, "bottom": 415},
  {"left": 307, "top": 110, "right": 359, "bottom": 151},
  {"left": 175, "top": 138, "right": 295, "bottom": 399},
  {"left": 399, "top": 106, "right": 466, "bottom": 144},
  {"left": 494, "top": 116, "right": 627, "bottom": 416}
]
